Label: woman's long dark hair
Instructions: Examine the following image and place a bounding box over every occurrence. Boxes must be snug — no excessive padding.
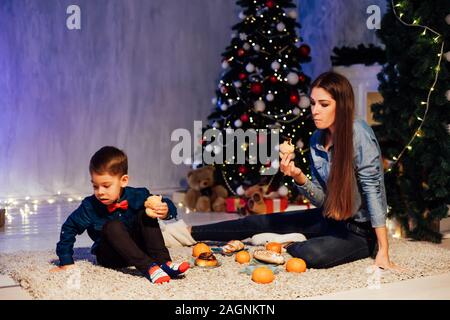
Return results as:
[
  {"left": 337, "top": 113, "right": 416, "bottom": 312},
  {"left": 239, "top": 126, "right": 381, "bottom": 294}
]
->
[{"left": 311, "top": 72, "right": 355, "bottom": 221}]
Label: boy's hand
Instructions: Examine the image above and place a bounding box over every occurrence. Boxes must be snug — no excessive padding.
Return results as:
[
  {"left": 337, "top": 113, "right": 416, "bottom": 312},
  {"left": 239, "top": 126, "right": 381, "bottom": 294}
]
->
[
  {"left": 50, "top": 264, "right": 76, "bottom": 272},
  {"left": 145, "top": 196, "right": 169, "bottom": 219},
  {"left": 154, "top": 203, "right": 169, "bottom": 219}
]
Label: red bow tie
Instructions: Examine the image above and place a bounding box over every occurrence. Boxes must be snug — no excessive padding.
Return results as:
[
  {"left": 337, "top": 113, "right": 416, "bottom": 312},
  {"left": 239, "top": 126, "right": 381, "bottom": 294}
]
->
[{"left": 107, "top": 200, "right": 128, "bottom": 213}]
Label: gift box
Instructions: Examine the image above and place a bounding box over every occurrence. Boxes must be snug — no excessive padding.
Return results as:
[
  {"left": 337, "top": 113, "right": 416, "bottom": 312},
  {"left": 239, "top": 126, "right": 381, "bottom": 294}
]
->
[
  {"left": 263, "top": 197, "right": 288, "bottom": 213},
  {"left": 226, "top": 197, "right": 246, "bottom": 213}
]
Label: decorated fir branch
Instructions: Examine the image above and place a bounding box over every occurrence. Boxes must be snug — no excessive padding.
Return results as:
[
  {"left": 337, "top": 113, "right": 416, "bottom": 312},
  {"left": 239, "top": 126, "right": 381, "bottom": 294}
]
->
[
  {"left": 331, "top": 44, "right": 387, "bottom": 67},
  {"left": 371, "top": 0, "right": 450, "bottom": 242}
]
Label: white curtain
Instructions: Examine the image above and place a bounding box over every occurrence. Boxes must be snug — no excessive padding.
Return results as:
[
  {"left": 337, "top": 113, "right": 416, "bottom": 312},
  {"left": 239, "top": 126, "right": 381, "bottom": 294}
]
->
[{"left": 0, "top": 0, "right": 237, "bottom": 198}]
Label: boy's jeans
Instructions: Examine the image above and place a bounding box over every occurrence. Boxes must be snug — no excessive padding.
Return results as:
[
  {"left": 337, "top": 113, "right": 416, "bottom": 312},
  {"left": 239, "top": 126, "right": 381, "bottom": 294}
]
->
[{"left": 95, "top": 210, "right": 171, "bottom": 275}]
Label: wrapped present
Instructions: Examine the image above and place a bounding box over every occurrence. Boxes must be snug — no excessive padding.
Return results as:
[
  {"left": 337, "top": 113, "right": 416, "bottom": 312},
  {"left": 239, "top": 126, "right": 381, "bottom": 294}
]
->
[
  {"left": 226, "top": 197, "right": 246, "bottom": 213},
  {"left": 264, "top": 197, "right": 288, "bottom": 213}
]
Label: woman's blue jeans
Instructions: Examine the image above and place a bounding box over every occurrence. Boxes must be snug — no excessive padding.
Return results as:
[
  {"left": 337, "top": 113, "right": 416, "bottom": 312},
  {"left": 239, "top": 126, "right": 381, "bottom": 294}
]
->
[{"left": 191, "top": 208, "right": 378, "bottom": 269}]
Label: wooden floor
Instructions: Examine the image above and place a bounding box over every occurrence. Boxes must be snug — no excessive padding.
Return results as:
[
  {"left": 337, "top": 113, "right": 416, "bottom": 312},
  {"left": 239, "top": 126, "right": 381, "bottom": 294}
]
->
[{"left": 0, "top": 199, "right": 449, "bottom": 300}]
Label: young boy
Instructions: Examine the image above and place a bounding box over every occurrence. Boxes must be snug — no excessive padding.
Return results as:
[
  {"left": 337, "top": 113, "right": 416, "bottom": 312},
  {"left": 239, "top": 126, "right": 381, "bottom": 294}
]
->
[{"left": 51, "top": 146, "right": 189, "bottom": 284}]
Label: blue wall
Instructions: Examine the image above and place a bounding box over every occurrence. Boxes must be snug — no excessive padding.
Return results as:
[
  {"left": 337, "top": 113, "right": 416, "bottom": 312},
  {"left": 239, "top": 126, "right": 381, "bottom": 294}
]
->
[
  {"left": 0, "top": 0, "right": 237, "bottom": 197},
  {"left": 298, "top": 0, "right": 387, "bottom": 79}
]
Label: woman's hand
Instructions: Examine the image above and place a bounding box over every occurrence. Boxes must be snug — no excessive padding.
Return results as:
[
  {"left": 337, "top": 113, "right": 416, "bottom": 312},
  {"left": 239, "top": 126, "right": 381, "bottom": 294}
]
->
[
  {"left": 280, "top": 153, "right": 305, "bottom": 184},
  {"left": 49, "top": 264, "right": 76, "bottom": 273},
  {"left": 374, "top": 250, "right": 408, "bottom": 272},
  {"left": 373, "top": 227, "right": 408, "bottom": 272}
]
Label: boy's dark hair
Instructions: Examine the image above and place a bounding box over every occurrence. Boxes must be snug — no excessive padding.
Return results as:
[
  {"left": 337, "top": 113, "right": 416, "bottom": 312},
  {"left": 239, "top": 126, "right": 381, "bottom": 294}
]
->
[{"left": 89, "top": 146, "right": 128, "bottom": 176}]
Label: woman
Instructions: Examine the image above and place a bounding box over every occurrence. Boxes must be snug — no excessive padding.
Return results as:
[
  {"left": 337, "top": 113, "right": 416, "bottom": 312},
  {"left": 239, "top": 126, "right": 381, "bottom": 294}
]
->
[{"left": 166, "top": 72, "right": 403, "bottom": 271}]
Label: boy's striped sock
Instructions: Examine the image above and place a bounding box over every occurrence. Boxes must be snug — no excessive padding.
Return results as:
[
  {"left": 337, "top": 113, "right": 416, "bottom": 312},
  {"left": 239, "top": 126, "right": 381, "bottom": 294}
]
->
[
  {"left": 161, "top": 261, "right": 190, "bottom": 278},
  {"left": 148, "top": 264, "right": 170, "bottom": 284}
]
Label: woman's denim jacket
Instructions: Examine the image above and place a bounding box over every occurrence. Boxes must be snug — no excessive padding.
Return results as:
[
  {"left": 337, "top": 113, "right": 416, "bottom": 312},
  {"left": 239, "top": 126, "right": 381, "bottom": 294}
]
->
[{"left": 296, "top": 119, "right": 387, "bottom": 227}]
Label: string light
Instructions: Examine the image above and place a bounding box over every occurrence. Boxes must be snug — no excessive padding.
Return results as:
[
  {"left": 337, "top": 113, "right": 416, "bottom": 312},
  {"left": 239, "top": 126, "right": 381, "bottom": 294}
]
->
[{"left": 386, "top": 0, "right": 445, "bottom": 173}]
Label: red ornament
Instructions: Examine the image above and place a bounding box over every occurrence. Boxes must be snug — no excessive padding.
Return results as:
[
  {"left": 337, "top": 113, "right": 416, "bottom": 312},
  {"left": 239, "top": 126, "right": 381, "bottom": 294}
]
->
[
  {"left": 239, "top": 73, "right": 247, "bottom": 80},
  {"left": 239, "top": 166, "right": 248, "bottom": 174},
  {"left": 290, "top": 93, "right": 299, "bottom": 104},
  {"left": 269, "top": 75, "right": 277, "bottom": 83},
  {"left": 266, "top": 0, "right": 275, "bottom": 9},
  {"left": 299, "top": 44, "right": 311, "bottom": 58},
  {"left": 240, "top": 114, "right": 249, "bottom": 122},
  {"left": 237, "top": 49, "right": 245, "bottom": 57},
  {"left": 250, "top": 82, "right": 263, "bottom": 95},
  {"left": 220, "top": 86, "right": 228, "bottom": 94},
  {"left": 299, "top": 74, "right": 306, "bottom": 82}
]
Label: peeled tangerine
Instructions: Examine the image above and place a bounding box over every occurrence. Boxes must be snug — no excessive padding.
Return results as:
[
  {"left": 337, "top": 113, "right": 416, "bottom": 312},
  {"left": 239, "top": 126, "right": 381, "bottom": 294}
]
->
[
  {"left": 235, "top": 250, "right": 251, "bottom": 264},
  {"left": 145, "top": 195, "right": 163, "bottom": 216},
  {"left": 252, "top": 267, "right": 275, "bottom": 284},
  {"left": 265, "top": 242, "right": 282, "bottom": 254},
  {"left": 192, "top": 243, "right": 211, "bottom": 257},
  {"left": 286, "top": 258, "right": 307, "bottom": 273},
  {"left": 279, "top": 140, "right": 295, "bottom": 160}
]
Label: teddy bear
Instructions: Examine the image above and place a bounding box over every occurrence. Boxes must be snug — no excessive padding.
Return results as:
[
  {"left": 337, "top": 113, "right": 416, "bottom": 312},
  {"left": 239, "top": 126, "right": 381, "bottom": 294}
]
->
[
  {"left": 244, "top": 185, "right": 268, "bottom": 215},
  {"left": 184, "top": 166, "right": 229, "bottom": 212}
]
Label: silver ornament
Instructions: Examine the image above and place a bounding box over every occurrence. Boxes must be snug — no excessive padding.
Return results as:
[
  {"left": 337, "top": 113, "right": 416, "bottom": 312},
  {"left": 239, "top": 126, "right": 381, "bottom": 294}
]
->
[
  {"left": 254, "top": 100, "right": 266, "bottom": 112},
  {"left": 266, "top": 93, "right": 274, "bottom": 101},
  {"left": 271, "top": 61, "right": 280, "bottom": 71},
  {"left": 277, "top": 185, "right": 289, "bottom": 197},
  {"left": 246, "top": 63, "right": 255, "bottom": 73},
  {"left": 299, "top": 95, "right": 310, "bottom": 109},
  {"left": 276, "top": 22, "right": 286, "bottom": 32},
  {"left": 287, "top": 10, "right": 298, "bottom": 19},
  {"left": 287, "top": 72, "right": 299, "bottom": 85}
]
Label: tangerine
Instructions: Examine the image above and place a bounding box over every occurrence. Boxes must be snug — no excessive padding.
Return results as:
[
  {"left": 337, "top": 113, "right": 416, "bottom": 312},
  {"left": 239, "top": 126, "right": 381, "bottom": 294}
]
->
[
  {"left": 235, "top": 250, "right": 251, "bottom": 264},
  {"left": 265, "top": 242, "right": 282, "bottom": 254},
  {"left": 286, "top": 258, "right": 307, "bottom": 273},
  {"left": 192, "top": 243, "right": 211, "bottom": 257},
  {"left": 251, "top": 266, "right": 275, "bottom": 284}
]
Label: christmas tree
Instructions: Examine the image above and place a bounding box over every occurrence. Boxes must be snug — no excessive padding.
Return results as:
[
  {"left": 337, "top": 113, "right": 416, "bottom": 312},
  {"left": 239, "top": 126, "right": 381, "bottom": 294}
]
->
[
  {"left": 204, "top": 0, "right": 314, "bottom": 200},
  {"left": 372, "top": 0, "right": 450, "bottom": 242}
]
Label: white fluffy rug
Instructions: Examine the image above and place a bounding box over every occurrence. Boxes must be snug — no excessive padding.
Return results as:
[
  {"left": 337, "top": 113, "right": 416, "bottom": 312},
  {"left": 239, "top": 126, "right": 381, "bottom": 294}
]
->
[{"left": 1, "top": 238, "right": 450, "bottom": 300}]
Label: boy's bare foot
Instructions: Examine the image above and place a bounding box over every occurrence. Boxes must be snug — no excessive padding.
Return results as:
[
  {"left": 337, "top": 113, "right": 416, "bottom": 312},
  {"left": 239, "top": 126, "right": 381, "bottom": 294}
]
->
[{"left": 49, "top": 264, "right": 76, "bottom": 272}]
